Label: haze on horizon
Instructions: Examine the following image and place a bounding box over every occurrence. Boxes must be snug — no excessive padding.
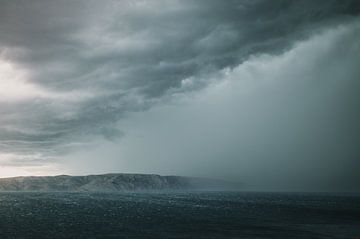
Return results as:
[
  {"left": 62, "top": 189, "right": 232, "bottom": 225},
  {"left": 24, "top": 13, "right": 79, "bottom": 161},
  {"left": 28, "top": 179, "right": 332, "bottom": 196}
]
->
[{"left": 0, "top": 0, "right": 359, "bottom": 192}]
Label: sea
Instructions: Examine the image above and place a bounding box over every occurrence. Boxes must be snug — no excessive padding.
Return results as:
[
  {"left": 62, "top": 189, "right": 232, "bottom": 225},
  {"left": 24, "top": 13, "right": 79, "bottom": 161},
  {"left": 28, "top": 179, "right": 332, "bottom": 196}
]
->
[{"left": 0, "top": 191, "right": 359, "bottom": 238}]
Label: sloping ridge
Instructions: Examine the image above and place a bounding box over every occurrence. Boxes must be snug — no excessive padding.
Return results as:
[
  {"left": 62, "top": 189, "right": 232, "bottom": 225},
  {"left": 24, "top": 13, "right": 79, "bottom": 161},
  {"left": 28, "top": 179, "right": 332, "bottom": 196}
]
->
[{"left": 0, "top": 173, "right": 230, "bottom": 192}]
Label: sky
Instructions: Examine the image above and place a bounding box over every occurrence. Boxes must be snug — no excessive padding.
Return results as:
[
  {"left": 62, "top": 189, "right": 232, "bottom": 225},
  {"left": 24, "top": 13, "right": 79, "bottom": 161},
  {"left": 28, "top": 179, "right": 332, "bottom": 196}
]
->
[{"left": 0, "top": 0, "right": 359, "bottom": 191}]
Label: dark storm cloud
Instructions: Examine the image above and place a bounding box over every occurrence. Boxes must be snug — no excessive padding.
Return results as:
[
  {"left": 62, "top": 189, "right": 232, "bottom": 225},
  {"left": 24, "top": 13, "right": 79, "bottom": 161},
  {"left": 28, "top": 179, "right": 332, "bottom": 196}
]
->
[
  {"left": 72, "top": 21, "right": 360, "bottom": 191},
  {"left": 0, "top": 0, "right": 359, "bottom": 163}
]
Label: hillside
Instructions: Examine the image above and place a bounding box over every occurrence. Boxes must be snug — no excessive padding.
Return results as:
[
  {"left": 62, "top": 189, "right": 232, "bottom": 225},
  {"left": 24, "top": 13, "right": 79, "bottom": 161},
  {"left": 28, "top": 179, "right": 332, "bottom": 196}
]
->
[{"left": 0, "top": 173, "right": 231, "bottom": 192}]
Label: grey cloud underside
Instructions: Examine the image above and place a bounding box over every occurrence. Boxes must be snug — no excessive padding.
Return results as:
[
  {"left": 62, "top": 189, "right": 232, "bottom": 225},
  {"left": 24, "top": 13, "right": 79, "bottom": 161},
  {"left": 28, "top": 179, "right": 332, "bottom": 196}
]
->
[{"left": 0, "top": 0, "right": 360, "bottom": 159}]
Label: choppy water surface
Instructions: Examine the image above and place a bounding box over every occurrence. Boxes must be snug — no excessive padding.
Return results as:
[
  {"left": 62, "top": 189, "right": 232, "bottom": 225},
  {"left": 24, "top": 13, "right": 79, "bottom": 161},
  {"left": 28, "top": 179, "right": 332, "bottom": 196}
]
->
[{"left": 0, "top": 192, "right": 359, "bottom": 238}]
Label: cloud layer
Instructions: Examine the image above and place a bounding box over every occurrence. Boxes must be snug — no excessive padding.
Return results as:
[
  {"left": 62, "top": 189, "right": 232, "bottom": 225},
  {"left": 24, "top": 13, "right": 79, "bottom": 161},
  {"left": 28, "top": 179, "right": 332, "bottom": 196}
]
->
[
  {"left": 62, "top": 20, "right": 360, "bottom": 191},
  {"left": 0, "top": 0, "right": 359, "bottom": 190}
]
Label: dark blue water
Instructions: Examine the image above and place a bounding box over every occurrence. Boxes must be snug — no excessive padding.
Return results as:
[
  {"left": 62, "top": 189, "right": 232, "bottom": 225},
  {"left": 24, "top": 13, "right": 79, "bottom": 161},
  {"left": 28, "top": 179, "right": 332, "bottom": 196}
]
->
[{"left": 0, "top": 192, "right": 359, "bottom": 238}]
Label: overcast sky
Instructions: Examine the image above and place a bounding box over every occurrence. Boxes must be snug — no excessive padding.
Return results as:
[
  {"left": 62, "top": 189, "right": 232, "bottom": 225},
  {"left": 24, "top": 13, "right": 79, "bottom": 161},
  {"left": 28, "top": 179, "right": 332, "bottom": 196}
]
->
[{"left": 0, "top": 0, "right": 359, "bottom": 191}]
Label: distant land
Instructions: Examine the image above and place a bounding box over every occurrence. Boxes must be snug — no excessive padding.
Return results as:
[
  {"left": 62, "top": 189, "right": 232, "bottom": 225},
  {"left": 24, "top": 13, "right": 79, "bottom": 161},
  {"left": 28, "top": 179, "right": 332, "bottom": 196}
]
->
[{"left": 0, "top": 173, "right": 237, "bottom": 192}]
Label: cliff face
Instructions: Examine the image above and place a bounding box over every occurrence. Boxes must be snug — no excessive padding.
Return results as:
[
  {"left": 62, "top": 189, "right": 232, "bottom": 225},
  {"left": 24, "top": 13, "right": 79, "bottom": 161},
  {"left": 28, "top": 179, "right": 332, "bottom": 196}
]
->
[{"left": 0, "top": 174, "right": 227, "bottom": 192}]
